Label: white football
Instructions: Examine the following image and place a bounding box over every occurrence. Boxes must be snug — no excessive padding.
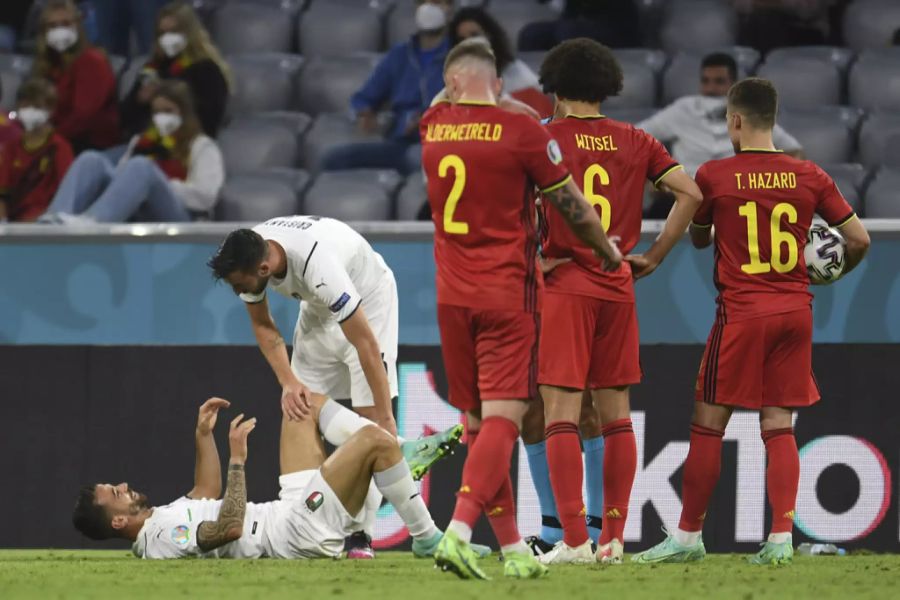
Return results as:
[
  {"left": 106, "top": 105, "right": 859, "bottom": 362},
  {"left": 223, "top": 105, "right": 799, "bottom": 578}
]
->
[{"left": 804, "top": 224, "right": 846, "bottom": 284}]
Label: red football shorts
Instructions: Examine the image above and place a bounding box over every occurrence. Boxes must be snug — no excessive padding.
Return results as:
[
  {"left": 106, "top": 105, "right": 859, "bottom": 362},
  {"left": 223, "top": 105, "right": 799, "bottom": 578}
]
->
[
  {"left": 538, "top": 292, "right": 641, "bottom": 390},
  {"left": 695, "top": 308, "right": 820, "bottom": 409},
  {"left": 437, "top": 304, "right": 539, "bottom": 412}
]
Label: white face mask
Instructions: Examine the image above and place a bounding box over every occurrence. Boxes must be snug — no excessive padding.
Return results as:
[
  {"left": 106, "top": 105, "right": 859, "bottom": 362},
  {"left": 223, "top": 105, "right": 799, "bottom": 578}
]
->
[
  {"left": 415, "top": 3, "right": 446, "bottom": 33},
  {"left": 158, "top": 32, "right": 187, "bottom": 58},
  {"left": 46, "top": 26, "right": 78, "bottom": 52},
  {"left": 18, "top": 107, "right": 50, "bottom": 132},
  {"left": 153, "top": 112, "right": 183, "bottom": 137}
]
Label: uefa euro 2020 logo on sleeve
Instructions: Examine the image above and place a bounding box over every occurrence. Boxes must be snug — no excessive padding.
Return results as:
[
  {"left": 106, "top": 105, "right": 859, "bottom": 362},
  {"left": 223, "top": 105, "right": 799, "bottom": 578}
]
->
[{"left": 171, "top": 525, "right": 190, "bottom": 546}]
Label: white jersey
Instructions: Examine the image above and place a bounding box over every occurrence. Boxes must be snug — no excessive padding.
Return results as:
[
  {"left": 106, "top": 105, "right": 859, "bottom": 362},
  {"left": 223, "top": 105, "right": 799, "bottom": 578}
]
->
[
  {"left": 239, "top": 216, "right": 390, "bottom": 326},
  {"left": 637, "top": 95, "right": 801, "bottom": 176},
  {"left": 131, "top": 496, "right": 278, "bottom": 559}
]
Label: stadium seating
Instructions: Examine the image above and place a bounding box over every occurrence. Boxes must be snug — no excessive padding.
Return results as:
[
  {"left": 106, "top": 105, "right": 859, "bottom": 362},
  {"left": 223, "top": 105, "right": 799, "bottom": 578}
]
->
[
  {"left": 485, "top": 0, "right": 561, "bottom": 51},
  {"left": 849, "top": 50, "right": 900, "bottom": 111},
  {"left": 304, "top": 169, "right": 402, "bottom": 220},
  {"left": 777, "top": 106, "right": 863, "bottom": 165},
  {"left": 764, "top": 46, "right": 856, "bottom": 76},
  {"left": 295, "top": 54, "right": 381, "bottom": 115},
  {"left": 659, "top": 0, "right": 737, "bottom": 53},
  {"left": 604, "top": 61, "right": 656, "bottom": 109},
  {"left": 298, "top": 0, "right": 384, "bottom": 56},
  {"left": 843, "top": 0, "right": 900, "bottom": 51},
  {"left": 757, "top": 58, "right": 841, "bottom": 108},
  {"left": 300, "top": 111, "right": 391, "bottom": 171},
  {"left": 386, "top": 0, "right": 419, "bottom": 48},
  {"left": 396, "top": 171, "right": 427, "bottom": 220},
  {"left": 212, "top": 1, "right": 297, "bottom": 54},
  {"left": 602, "top": 107, "right": 657, "bottom": 125},
  {"left": 614, "top": 48, "right": 668, "bottom": 76},
  {"left": 227, "top": 53, "right": 305, "bottom": 116},
  {"left": 862, "top": 167, "right": 900, "bottom": 218},
  {"left": 218, "top": 117, "right": 299, "bottom": 173},
  {"left": 662, "top": 48, "right": 759, "bottom": 103},
  {"left": 857, "top": 111, "right": 900, "bottom": 167},
  {"left": 247, "top": 110, "right": 313, "bottom": 140},
  {"left": 883, "top": 133, "right": 900, "bottom": 169},
  {"left": 217, "top": 174, "right": 300, "bottom": 222},
  {"left": 822, "top": 163, "right": 869, "bottom": 213},
  {"left": 0, "top": 54, "right": 31, "bottom": 107},
  {"left": 118, "top": 54, "right": 148, "bottom": 99}
]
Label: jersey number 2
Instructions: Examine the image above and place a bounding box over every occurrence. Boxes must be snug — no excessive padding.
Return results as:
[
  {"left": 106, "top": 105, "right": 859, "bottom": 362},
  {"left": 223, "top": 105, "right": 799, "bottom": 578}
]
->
[
  {"left": 738, "top": 201, "right": 798, "bottom": 274},
  {"left": 440, "top": 154, "right": 468, "bottom": 234},
  {"left": 584, "top": 164, "right": 612, "bottom": 232}
]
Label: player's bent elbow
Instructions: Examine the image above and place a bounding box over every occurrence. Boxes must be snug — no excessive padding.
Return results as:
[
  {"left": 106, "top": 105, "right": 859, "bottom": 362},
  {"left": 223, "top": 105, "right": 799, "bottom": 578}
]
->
[{"left": 225, "top": 524, "right": 244, "bottom": 543}]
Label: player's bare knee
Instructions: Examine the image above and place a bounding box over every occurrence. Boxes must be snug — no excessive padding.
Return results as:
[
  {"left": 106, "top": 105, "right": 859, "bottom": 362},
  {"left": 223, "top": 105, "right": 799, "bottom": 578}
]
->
[{"left": 759, "top": 407, "right": 792, "bottom": 431}]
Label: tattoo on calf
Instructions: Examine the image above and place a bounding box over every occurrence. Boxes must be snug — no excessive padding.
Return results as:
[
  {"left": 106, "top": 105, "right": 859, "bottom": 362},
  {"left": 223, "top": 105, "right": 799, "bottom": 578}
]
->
[{"left": 197, "top": 464, "right": 246, "bottom": 552}]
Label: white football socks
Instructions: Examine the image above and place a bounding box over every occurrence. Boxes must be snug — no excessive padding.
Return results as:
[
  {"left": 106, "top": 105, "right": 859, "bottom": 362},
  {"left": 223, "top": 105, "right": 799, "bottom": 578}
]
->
[
  {"left": 674, "top": 527, "right": 702, "bottom": 547},
  {"left": 446, "top": 520, "right": 473, "bottom": 544},
  {"left": 501, "top": 540, "right": 530, "bottom": 556},
  {"left": 361, "top": 480, "right": 382, "bottom": 537},
  {"left": 318, "top": 399, "right": 405, "bottom": 444},
  {"left": 768, "top": 532, "right": 792, "bottom": 544},
  {"left": 373, "top": 460, "right": 438, "bottom": 541}
]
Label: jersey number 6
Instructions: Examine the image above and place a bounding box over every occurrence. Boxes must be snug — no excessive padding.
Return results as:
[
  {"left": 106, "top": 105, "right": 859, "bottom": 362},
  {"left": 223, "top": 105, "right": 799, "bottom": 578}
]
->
[
  {"left": 440, "top": 154, "right": 468, "bottom": 235},
  {"left": 738, "top": 200, "right": 799, "bottom": 274},
  {"left": 584, "top": 164, "right": 612, "bottom": 232}
]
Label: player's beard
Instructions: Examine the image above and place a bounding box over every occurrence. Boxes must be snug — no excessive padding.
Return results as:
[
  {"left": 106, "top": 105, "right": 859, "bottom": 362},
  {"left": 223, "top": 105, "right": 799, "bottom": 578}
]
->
[
  {"left": 251, "top": 275, "right": 269, "bottom": 296},
  {"left": 129, "top": 492, "right": 150, "bottom": 512}
]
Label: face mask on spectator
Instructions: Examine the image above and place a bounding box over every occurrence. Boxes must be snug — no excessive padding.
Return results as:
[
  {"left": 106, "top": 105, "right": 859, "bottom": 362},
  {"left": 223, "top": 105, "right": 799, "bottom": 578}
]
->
[
  {"left": 17, "top": 107, "right": 50, "bottom": 132},
  {"left": 46, "top": 26, "right": 78, "bottom": 52},
  {"left": 415, "top": 3, "right": 446, "bottom": 33},
  {"left": 153, "top": 112, "right": 182, "bottom": 137},
  {"left": 159, "top": 32, "right": 187, "bottom": 58}
]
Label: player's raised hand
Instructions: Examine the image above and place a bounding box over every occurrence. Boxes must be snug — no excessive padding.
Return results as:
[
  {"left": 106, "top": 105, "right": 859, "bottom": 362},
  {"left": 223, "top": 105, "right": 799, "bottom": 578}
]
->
[
  {"left": 624, "top": 253, "right": 659, "bottom": 280},
  {"left": 196, "top": 397, "right": 231, "bottom": 435},
  {"left": 281, "top": 380, "right": 312, "bottom": 421},
  {"left": 228, "top": 414, "right": 257, "bottom": 465}
]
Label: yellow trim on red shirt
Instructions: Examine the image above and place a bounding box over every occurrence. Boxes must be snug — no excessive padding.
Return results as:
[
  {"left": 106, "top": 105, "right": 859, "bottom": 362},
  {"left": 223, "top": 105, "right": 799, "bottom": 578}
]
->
[
  {"left": 653, "top": 164, "right": 685, "bottom": 187},
  {"left": 540, "top": 174, "right": 572, "bottom": 194}
]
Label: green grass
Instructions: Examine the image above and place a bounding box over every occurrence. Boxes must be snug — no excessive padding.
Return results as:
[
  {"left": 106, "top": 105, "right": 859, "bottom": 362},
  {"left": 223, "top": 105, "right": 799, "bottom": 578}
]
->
[{"left": 1, "top": 551, "right": 897, "bottom": 599}]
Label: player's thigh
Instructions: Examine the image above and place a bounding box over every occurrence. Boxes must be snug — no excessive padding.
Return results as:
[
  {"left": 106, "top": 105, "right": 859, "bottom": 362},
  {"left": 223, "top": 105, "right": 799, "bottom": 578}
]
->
[
  {"left": 474, "top": 309, "right": 539, "bottom": 402},
  {"left": 538, "top": 292, "right": 595, "bottom": 390},
  {"left": 588, "top": 300, "right": 642, "bottom": 390},
  {"left": 695, "top": 317, "right": 765, "bottom": 409},
  {"left": 437, "top": 303, "right": 480, "bottom": 413},
  {"left": 763, "top": 309, "right": 820, "bottom": 408},
  {"left": 280, "top": 414, "right": 327, "bottom": 476},
  {"left": 292, "top": 325, "right": 350, "bottom": 398},
  {"left": 318, "top": 425, "right": 383, "bottom": 516},
  {"left": 346, "top": 274, "right": 400, "bottom": 407}
]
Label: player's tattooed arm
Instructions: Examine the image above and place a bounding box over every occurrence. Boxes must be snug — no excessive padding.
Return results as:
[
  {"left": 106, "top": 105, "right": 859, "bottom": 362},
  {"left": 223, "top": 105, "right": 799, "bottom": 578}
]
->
[
  {"left": 548, "top": 179, "right": 622, "bottom": 270},
  {"left": 197, "top": 415, "right": 256, "bottom": 552}
]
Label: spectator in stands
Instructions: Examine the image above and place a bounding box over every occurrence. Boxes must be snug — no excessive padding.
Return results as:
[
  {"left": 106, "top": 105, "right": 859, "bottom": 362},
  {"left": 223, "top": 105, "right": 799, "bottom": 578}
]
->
[
  {"left": 321, "top": 0, "right": 454, "bottom": 175},
  {"left": 0, "top": 2, "right": 30, "bottom": 52},
  {"left": 450, "top": 7, "right": 552, "bottom": 117},
  {"left": 735, "top": 0, "right": 832, "bottom": 53},
  {"left": 91, "top": 0, "right": 168, "bottom": 57},
  {"left": 120, "top": 1, "right": 231, "bottom": 140},
  {"left": 42, "top": 81, "right": 223, "bottom": 223},
  {"left": 31, "top": 0, "right": 120, "bottom": 153},
  {"left": 518, "top": 0, "right": 642, "bottom": 51},
  {"left": 0, "top": 79, "right": 74, "bottom": 222},
  {"left": 638, "top": 53, "right": 802, "bottom": 217}
]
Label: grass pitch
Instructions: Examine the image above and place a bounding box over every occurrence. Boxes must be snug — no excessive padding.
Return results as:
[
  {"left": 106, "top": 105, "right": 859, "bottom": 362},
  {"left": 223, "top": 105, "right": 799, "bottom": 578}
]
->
[{"left": 1, "top": 550, "right": 897, "bottom": 600}]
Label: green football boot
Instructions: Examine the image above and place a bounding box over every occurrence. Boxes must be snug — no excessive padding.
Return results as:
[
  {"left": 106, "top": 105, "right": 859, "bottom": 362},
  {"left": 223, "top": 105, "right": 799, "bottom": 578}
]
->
[
  {"left": 503, "top": 550, "right": 550, "bottom": 579},
  {"left": 631, "top": 533, "right": 707, "bottom": 564},
  {"left": 414, "top": 530, "right": 492, "bottom": 559},
  {"left": 402, "top": 424, "right": 464, "bottom": 481},
  {"left": 748, "top": 539, "right": 794, "bottom": 565},
  {"left": 434, "top": 530, "right": 489, "bottom": 580}
]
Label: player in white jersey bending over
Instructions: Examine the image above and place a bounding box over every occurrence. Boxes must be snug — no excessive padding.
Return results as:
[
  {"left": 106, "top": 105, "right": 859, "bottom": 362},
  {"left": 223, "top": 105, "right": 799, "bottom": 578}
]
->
[
  {"left": 72, "top": 396, "right": 459, "bottom": 559},
  {"left": 208, "top": 215, "right": 462, "bottom": 557}
]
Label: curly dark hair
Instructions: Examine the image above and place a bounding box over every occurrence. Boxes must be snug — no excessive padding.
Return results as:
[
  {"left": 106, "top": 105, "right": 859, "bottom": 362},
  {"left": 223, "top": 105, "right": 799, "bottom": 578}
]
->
[
  {"left": 72, "top": 485, "right": 115, "bottom": 541},
  {"left": 539, "top": 38, "right": 623, "bottom": 104},
  {"left": 448, "top": 7, "right": 515, "bottom": 75},
  {"left": 207, "top": 228, "right": 268, "bottom": 280}
]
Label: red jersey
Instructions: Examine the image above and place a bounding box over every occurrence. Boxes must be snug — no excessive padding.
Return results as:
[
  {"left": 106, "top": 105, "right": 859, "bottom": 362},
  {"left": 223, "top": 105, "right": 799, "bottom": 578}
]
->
[
  {"left": 48, "top": 48, "right": 120, "bottom": 150},
  {"left": 421, "top": 101, "right": 571, "bottom": 312},
  {"left": 693, "top": 150, "right": 855, "bottom": 323},
  {"left": 542, "top": 115, "right": 680, "bottom": 302},
  {"left": 0, "top": 131, "right": 73, "bottom": 222}
]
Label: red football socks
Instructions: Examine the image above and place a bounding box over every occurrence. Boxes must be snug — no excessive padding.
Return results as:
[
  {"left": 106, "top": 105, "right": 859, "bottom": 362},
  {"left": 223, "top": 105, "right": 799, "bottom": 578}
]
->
[
  {"left": 678, "top": 423, "right": 725, "bottom": 532},
  {"left": 763, "top": 427, "right": 800, "bottom": 534},
  {"left": 599, "top": 418, "right": 638, "bottom": 545},
  {"left": 486, "top": 475, "right": 520, "bottom": 547},
  {"left": 545, "top": 420, "right": 589, "bottom": 546},
  {"left": 451, "top": 416, "right": 520, "bottom": 529}
]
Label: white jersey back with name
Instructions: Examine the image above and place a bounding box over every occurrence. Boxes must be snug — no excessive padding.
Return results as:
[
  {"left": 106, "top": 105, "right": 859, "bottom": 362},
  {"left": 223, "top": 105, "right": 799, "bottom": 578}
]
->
[
  {"left": 132, "top": 496, "right": 279, "bottom": 559},
  {"left": 239, "top": 216, "right": 390, "bottom": 326}
]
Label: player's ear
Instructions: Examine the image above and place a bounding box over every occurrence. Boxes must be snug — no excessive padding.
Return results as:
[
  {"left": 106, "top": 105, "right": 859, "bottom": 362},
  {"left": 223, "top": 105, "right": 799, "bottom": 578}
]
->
[
  {"left": 110, "top": 515, "right": 128, "bottom": 531},
  {"left": 493, "top": 76, "right": 503, "bottom": 98},
  {"left": 257, "top": 262, "right": 270, "bottom": 277}
]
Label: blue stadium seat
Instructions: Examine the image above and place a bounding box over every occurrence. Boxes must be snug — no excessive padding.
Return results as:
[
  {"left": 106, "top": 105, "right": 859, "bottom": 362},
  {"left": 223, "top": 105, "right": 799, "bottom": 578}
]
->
[
  {"left": 301, "top": 112, "right": 391, "bottom": 171},
  {"left": 757, "top": 58, "right": 841, "bottom": 108},
  {"left": 218, "top": 117, "right": 299, "bottom": 173},
  {"left": 227, "top": 53, "right": 304, "bottom": 116},
  {"left": 295, "top": 54, "right": 381, "bottom": 115},
  {"left": 857, "top": 111, "right": 900, "bottom": 167},
  {"left": 213, "top": 1, "right": 296, "bottom": 54},
  {"left": 660, "top": 0, "right": 737, "bottom": 53},
  {"left": 299, "top": 0, "right": 384, "bottom": 56},
  {"left": 863, "top": 167, "right": 900, "bottom": 218},
  {"left": 849, "top": 50, "right": 900, "bottom": 112},
  {"left": 396, "top": 171, "right": 427, "bottom": 220},
  {"left": 217, "top": 174, "right": 300, "bottom": 222},
  {"left": 843, "top": 0, "right": 900, "bottom": 51},
  {"left": 304, "top": 169, "right": 402, "bottom": 220}
]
